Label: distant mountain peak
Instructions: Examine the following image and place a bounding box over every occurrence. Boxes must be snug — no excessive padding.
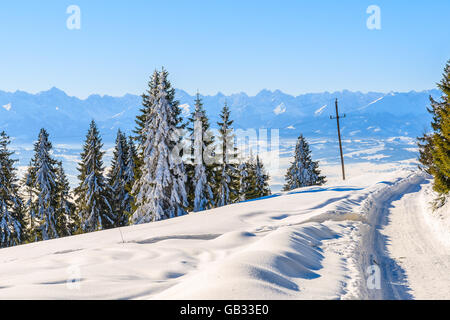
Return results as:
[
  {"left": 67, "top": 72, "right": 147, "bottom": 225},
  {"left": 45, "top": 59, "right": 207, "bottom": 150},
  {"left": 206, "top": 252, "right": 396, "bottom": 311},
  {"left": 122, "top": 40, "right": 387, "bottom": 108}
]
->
[{"left": 40, "top": 87, "right": 67, "bottom": 95}]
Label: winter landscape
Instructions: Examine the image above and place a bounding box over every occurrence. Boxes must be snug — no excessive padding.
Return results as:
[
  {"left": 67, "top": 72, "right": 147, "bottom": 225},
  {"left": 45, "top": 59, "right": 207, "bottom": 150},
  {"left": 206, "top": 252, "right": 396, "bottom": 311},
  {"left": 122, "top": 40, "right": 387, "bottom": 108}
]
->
[{"left": 0, "top": 1, "right": 449, "bottom": 302}]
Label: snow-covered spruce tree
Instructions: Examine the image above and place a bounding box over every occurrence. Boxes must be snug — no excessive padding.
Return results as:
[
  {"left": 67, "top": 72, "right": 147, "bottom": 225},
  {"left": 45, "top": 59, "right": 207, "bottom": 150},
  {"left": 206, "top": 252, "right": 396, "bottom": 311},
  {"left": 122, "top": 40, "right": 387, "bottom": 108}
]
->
[
  {"left": 55, "top": 161, "right": 77, "bottom": 236},
  {"left": 418, "top": 60, "right": 450, "bottom": 202},
  {"left": 123, "top": 136, "right": 137, "bottom": 212},
  {"left": 75, "top": 120, "right": 115, "bottom": 232},
  {"left": 238, "top": 157, "right": 251, "bottom": 202},
  {"left": 283, "top": 134, "right": 326, "bottom": 191},
  {"left": 187, "top": 93, "right": 216, "bottom": 212},
  {"left": 21, "top": 166, "right": 38, "bottom": 242},
  {"left": 215, "top": 102, "right": 239, "bottom": 207},
  {"left": 0, "top": 131, "right": 25, "bottom": 248},
  {"left": 131, "top": 69, "right": 188, "bottom": 223},
  {"left": 107, "top": 129, "right": 130, "bottom": 227},
  {"left": 134, "top": 70, "right": 160, "bottom": 179},
  {"left": 253, "top": 155, "right": 271, "bottom": 198},
  {"left": 28, "top": 129, "right": 61, "bottom": 240}
]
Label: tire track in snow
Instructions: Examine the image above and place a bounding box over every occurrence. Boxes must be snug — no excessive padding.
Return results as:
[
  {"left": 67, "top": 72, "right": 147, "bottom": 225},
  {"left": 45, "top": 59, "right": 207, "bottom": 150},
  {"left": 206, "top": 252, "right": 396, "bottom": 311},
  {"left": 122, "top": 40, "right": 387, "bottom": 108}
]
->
[
  {"left": 383, "top": 179, "right": 450, "bottom": 299},
  {"left": 352, "top": 173, "right": 448, "bottom": 299}
]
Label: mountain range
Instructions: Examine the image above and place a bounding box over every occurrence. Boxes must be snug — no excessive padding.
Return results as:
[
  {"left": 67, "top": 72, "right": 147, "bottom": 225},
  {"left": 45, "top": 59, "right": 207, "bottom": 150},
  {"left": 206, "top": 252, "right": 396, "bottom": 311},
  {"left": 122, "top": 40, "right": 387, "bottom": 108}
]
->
[{"left": 0, "top": 87, "right": 440, "bottom": 144}]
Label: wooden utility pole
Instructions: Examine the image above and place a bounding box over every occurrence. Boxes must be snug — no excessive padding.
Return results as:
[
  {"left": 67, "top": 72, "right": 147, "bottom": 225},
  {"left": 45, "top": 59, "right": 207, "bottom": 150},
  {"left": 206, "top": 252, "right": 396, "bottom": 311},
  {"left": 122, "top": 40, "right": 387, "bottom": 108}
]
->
[{"left": 330, "top": 98, "right": 346, "bottom": 180}]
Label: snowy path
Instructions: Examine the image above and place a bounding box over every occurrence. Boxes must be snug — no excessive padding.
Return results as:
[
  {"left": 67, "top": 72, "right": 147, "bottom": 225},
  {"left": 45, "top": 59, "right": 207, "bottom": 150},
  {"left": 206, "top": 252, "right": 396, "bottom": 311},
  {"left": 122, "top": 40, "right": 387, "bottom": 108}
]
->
[
  {"left": 353, "top": 174, "right": 450, "bottom": 300},
  {"left": 382, "top": 179, "right": 450, "bottom": 299}
]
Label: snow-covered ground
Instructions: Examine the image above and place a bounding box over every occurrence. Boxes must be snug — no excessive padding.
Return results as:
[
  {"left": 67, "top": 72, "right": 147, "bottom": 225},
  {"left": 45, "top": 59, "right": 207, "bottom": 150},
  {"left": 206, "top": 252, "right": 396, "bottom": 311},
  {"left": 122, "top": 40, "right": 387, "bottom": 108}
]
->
[
  {"left": 381, "top": 179, "right": 450, "bottom": 299},
  {"left": 0, "top": 165, "right": 448, "bottom": 300}
]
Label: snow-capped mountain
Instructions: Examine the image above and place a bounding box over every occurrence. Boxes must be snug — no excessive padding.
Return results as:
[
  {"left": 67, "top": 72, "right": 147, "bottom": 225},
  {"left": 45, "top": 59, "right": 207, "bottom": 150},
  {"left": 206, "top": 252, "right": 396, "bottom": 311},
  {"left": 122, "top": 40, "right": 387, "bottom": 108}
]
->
[
  {"left": 0, "top": 87, "right": 440, "bottom": 191},
  {"left": 0, "top": 87, "right": 440, "bottom": 144}
]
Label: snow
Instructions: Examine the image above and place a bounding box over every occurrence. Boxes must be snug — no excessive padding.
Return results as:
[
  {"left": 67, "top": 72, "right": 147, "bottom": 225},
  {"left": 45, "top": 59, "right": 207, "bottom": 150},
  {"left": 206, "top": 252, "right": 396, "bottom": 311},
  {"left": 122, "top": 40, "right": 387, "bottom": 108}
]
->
[
  {"left": 2, "top": 103, "right": 11, "bottom": 111},
  {"left": 111, "top": 111, "right": 125, "bottom": 119},
  {"left": 421, "top": 186, "right": 450, "bottom": 249},
  {"left": 341, "top": 172, "right": 450, "bottom": 299},
  {"left": 273, "top": 103, "right": 286, "bottom": 115},
  {"left": 359, "top": 95, "right": 385, "bottom": 110},
  {"left": 179, "top": 104, "right": 191, "bottom": 117},
  {"left": 314, "top": 105, "right": 327, "bottom": 115},
  {"left": 0, "top": 165, "right": 449, "bottom": 299},
  {"left": 381, "top": 178, "right": 450, "bottom": 299}
]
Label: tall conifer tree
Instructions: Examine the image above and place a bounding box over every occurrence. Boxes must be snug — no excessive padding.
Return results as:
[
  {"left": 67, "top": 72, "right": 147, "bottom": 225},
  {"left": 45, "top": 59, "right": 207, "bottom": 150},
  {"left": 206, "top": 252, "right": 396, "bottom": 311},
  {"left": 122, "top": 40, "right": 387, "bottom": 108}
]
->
[
  {"left": 55, "top": 161, "right": 75, "bottom": 236},
  {"left": 418, "top": 60, "right": 450, "bottom": 201},
  {"left": 134, "top": 70, "right": 160, "bottom": 176},
  {"left": 187, "top": 93, "right": 216, "bottom": 211},
  {"left": 215, "top": 102, "right": 238, "bottom": 206},
  {"left": 27, "top": 129, "right": 61, "bottom": 240},
  {"left": 283, "top": 134, "right": 326, "bottom": 191},
  {"left": 108, "top": 129, "right": 130, "bottom": 227},
  {"left": 238, "top": 157, "right": 251, "bottom": 202},
  {"left": 253, "top": 155, "right": 271, "bottom": 198},
  {"left": 124, "top": 136, "right": 137, "bottom": 214},
  {"left": 131, "top": 69, "right": 187, "bottom": 223},
  {"left": 75, "top": 121, "right": 115, "bottom": 232},
  {"left": 0, "top": 131, "right": 25, "bottom": 247}
]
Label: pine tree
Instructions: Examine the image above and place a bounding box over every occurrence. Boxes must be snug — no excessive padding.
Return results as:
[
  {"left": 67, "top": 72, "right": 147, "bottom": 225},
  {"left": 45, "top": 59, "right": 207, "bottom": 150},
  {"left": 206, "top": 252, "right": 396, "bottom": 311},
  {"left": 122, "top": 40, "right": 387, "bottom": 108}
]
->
[
  {"left": 241, "top": 153, "right": 271, "bottom": 200},
  {"left": 419, "top": 60, "right": 450, "bottom": 201},
  {"left": 215, "top": 102, "right": 239, "bottom": 207},
  {"left": 192, "top": 95, "right": 216, "bottom": 211},
  {"left": 253, "top": 155, "right": 271, "bottom": 198},
  {"left": 55, "top": 161, "right": 77, "bottom": 236},
  {"left": 131, "top": 69, "right": 188, "bottom": 223},
  {"left": 108, "top": 129, "right": 130, "bottom": 227},
  {"left": 283, "top": 134, "right": 326, "bottom": 191},
  {"left": 134, "top": 70, "right": 160, "bottom": 178},
  {"left": 22, "top": 166, "right": 37, "bottom": 242},
  {"left": 124, "top": 136, "right": 137, "bottom": 214},
  {"left": 0, "top": 131, "right": 25, "bottom": 247},
  {"left": 187, "top": 93, "right": 215, "bottom": 212},
  {"left": 418, "top": 132, "right": 434, "bottom": 174},
  {"left": 238, "top": 157, "right": 251, "bottom": 202},
  {"left": 27, "top": 129, "right": 61, "bottom": 240},
  {"left": 75, "top": 120, "right": 115, "bottom": 232}
]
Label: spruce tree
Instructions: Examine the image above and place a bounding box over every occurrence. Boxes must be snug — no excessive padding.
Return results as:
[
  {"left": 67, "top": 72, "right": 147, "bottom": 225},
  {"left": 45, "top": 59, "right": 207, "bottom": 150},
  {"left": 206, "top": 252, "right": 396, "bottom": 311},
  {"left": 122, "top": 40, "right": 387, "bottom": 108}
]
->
[
  {"left": 75, "top": 120, "right": 115, "bottom": 232},
  {"left": 108, "top": 129, "right": 130, "bottom": 227},
  {"left": 22, "top": 167, "right": 38, "bottom": 242},
  {"left": 238, "top": 157, "right": 251, "bottom": 202},
  {"left": 193, "top": 95, "right": 216, "bottom": 211},
  {"left": 55, "top": 161, "right": 77, "bottom": 236},
  {"left": 187, "top": 93, "right": 215, "bottom": 212},
  {"left": 124, "top": 136, "right": 137, "bottom": 213},
  {"left": 131, "top": 69, "right": 187, "bottom": 223},
  {"left": 419, "top": 60, "right": 450, "bottom": 200},
  {"left": 0, "top": 131, "right": 25, "bottom": 247},
  {"left": 418, "top": 132, "right": 434, "bottom": 174},
  {"left": 283, "top": 134, "right": 326, "bottom": 191},
  {"left": 28, "top": 129, "right": 61, "bottom": 240},
  {"left": 253, "top": 155, "right": 271, "bottom": 198},
  {"left": 215, "top": 102, "right": 239, "bottom": 207},
  {"left": 134, "top": 70, "right": 159, "bottom": 177}
]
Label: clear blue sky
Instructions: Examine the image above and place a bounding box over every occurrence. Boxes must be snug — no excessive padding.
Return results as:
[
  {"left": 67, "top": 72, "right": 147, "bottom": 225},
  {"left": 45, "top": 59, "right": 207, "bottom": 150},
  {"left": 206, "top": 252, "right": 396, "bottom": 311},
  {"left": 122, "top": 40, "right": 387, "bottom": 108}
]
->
[{"left": 0, "top": 0, "right": 449, "bottom": 98}]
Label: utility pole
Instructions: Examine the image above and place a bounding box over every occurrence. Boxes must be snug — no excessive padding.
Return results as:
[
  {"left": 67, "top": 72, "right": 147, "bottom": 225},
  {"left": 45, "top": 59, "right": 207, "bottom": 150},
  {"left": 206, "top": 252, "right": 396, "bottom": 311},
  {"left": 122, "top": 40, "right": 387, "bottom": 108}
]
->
[{"left": 330, "top": 98, "right": 346, "bottom": 180}]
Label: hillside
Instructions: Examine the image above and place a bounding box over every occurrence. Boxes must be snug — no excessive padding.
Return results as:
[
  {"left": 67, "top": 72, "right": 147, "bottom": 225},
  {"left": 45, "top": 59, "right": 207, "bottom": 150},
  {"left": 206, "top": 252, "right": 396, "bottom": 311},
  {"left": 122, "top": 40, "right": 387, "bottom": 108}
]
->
[{"left": 0, "top": 167, "right": 448, "bottom": 300}]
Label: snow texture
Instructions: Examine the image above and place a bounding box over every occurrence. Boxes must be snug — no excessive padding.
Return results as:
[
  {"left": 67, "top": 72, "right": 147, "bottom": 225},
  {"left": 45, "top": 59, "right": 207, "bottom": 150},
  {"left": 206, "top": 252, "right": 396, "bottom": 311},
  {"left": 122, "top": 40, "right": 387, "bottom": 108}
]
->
[{"left": 0, "top": 166, "right": 448, "bottom": 299}]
